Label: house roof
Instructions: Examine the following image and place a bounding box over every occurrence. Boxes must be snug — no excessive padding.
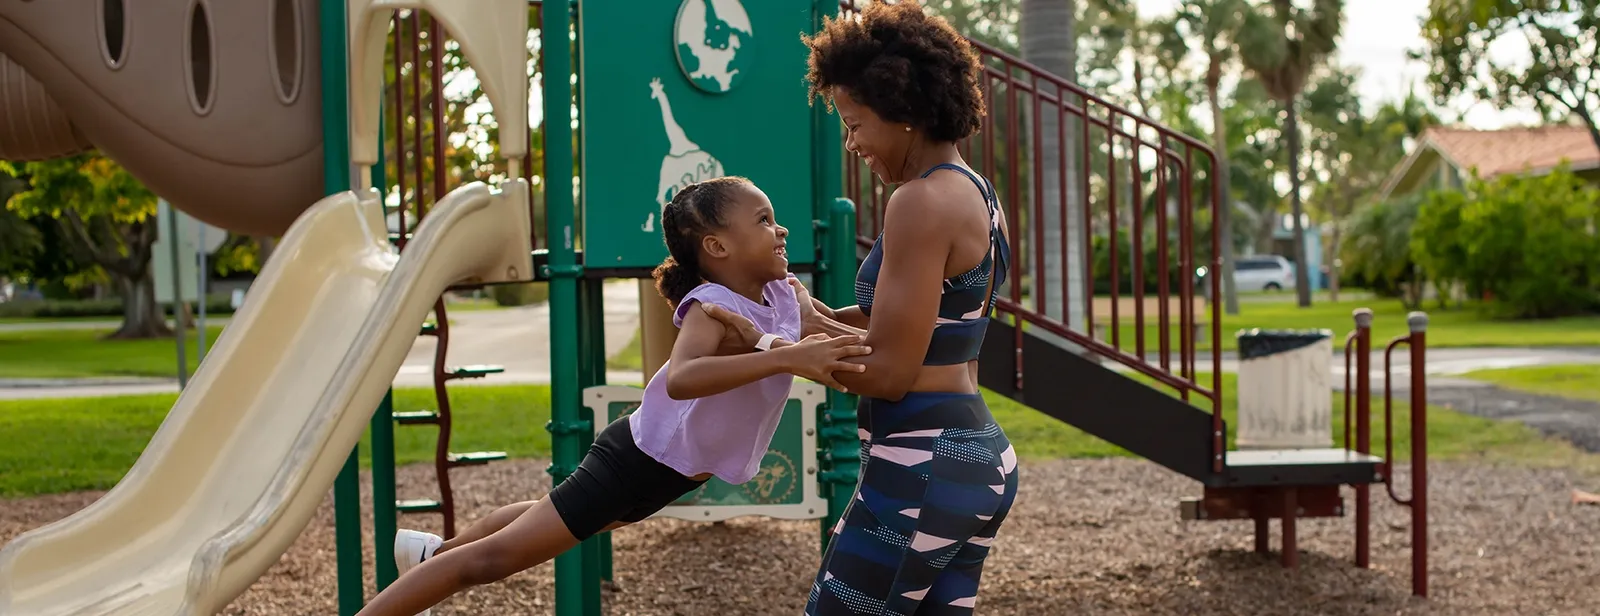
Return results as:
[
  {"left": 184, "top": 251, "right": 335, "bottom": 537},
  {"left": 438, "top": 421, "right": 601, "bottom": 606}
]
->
[
  {"left": 1377, "top": 124, "right": 1600, "bottom": 200},
  {"left": 1426, "top": 125, "right": 1600, "bottom": 177}
]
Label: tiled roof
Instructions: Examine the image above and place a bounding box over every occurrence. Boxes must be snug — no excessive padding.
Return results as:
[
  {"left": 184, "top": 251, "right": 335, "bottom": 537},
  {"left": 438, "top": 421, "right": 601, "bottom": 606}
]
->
[{"left": 1423, "top": 125, "right": 1600, "bottom": 178}]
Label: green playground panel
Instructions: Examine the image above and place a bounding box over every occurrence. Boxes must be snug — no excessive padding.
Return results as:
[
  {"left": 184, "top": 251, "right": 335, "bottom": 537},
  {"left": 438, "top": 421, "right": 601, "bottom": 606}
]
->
[
  {"left": 582, "top": 383, "right": 830, "bottom": 521},
  {"left": 577, "top": 0, "right": 818, "bottom": 268}
]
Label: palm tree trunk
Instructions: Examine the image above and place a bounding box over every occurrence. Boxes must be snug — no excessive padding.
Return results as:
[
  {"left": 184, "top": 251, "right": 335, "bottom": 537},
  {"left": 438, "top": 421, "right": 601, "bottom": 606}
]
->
[
  {"left": 1284, "top": 97, "right": 1312, "bottom": 307},
  {"left": 1205, "top": 58, "right": 1239, "bottom": 315},
  {"left": 1020, "top": 0, "right": 1080, "bottom": 334}
]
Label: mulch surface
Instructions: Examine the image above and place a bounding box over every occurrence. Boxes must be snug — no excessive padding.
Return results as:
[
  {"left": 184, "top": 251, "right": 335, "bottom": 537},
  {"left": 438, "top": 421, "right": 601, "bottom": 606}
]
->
[{"left": 4, "top": 457, "right": 1597, "bottom": 615}]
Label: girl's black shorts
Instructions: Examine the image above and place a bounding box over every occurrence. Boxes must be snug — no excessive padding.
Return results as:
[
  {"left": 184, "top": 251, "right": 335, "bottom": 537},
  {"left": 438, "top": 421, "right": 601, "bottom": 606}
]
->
[{"left": 547, "top": 416, "right": 708, "bottom": 540}]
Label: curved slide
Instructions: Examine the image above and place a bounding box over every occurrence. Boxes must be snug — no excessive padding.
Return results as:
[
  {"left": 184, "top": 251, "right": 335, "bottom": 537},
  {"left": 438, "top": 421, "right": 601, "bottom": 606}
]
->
[{"left": 0, "top": 180, "right": 532, "bottom": 616}]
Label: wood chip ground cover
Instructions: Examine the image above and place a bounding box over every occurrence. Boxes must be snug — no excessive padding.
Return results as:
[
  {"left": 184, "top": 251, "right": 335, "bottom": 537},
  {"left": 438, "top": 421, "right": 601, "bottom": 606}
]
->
[{"left": 3, "top": 458, "right": 1595, "bottom": 615}]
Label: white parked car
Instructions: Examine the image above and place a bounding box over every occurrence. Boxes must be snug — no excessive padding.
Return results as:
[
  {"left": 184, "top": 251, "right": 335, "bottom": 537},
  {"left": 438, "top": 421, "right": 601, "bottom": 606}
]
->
[{"left": 1233, "top": 255, "right": 1296, "bottom": 292}]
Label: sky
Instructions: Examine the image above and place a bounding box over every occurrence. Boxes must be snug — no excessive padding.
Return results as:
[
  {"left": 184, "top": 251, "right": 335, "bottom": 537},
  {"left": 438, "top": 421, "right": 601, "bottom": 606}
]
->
[{"left": 1135, "top": 0, "right": 1544, "bottom": 129}]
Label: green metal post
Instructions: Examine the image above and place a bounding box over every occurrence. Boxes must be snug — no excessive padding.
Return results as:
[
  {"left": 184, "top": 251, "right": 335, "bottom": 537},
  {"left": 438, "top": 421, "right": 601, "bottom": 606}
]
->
[
  {"left": 815, "top": 199, "right": 860, "bottom": 551},
  {"left": 542, "top": 0, "right": 589, "bottom": 615},
  {"left": 371, "top": 390, "right": 399, "bottom": 589},
  {"left": 809, "top": 0, "right": 857, "bottom": 553},
  {"left": 578, "top": 276, "right": 613, "bottom": 591},
  {"left": 321, "top": 0, "right": 365, "bottom": 612},
  {"left": 367, "top": 89, "right": 401, "bottom": 592}
]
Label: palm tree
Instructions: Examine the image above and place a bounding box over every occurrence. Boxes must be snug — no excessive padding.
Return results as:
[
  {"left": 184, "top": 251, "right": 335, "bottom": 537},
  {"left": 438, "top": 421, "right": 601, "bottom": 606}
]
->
[
  {"left": 1236, "top": 0, "right": 1342, "bottom": 308},
  {"left": 1020, "top": 0, "right": 1080, "bottom": 333},
  {"left": 1170, "top": 0, "right": 1246, "bottom": 314}
]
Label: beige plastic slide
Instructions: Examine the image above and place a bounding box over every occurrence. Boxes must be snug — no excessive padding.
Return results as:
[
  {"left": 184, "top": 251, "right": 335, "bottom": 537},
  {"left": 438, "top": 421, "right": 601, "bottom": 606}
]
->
[{"left": 0, "top": 179, "right": 532, "bottom": 616}]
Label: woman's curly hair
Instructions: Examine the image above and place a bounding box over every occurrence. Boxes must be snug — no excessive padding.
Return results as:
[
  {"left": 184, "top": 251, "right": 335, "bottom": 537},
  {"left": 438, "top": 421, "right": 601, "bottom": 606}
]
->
[{"left": 801, "top": 1, "right": 985, "bottom": 143}]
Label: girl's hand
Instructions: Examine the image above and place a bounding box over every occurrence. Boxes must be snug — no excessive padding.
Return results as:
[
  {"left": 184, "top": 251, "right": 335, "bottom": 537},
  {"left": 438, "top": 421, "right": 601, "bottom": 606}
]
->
[{"left": 779, "top": 333, "right": 871, "bottom": 393}]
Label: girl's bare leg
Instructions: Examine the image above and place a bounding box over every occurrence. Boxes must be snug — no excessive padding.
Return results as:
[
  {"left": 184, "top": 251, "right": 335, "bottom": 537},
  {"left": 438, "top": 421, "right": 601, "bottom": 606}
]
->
[
  {"left": 435, "top": 501, "right": 537, "bottom": 554},
  {"left": 366, "top": 500, "right": 635, "bottom": 615},
  {"left": 429, "top": 500, "right": 631, "bottom": 556},
  {"left": 360, "top": 499, "right": 579, "bottom": 615}
]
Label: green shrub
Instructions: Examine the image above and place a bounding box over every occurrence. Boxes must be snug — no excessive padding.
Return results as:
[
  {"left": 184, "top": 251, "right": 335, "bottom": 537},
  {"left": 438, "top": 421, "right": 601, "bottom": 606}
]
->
[
  {"left": 488, "top": 281, "right": 549, "bottom": 307},
  {"left": 1411, "top": 164, "right": 1600, "bottom": 318},
  {"left": 0, "top": 295, "right": 239, "bottom": 319}
]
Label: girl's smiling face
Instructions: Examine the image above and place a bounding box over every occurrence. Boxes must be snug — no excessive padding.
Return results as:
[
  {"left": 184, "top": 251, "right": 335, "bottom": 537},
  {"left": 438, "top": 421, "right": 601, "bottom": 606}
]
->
[{"left": 715, "top": 182, "right": 790, "bottom": 282}]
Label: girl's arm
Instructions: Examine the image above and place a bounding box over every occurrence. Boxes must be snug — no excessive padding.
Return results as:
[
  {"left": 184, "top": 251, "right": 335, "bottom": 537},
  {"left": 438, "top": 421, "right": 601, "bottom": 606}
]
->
[{"left": 666, "top": 301, "right": 871, "bottom": 399}]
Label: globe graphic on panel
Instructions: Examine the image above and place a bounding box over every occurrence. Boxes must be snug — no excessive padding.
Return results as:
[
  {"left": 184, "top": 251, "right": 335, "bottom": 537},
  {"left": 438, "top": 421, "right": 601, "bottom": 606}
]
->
[{"left": 674, "top": 0, "right": 754, "bottom": 94}]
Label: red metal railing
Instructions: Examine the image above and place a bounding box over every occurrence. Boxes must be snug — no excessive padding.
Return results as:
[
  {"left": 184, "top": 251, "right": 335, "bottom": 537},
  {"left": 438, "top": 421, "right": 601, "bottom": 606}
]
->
[
  {"left": 380, "top": 5, "right": 548, "bottom": 537},
  {"left": 837, "top": 1, "right": 1224, "bottom": 440},
  {"left": 1344, "top": 309, "right": 1429, "bottom": 597}
]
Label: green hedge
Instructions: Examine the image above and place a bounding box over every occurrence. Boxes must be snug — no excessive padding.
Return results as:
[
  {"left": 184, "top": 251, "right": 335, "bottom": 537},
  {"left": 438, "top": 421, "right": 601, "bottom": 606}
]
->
[
  {"left": 0, "top": 295, "right": 239, "bottom": 319},
  {"left": 488, "top": 281, "right": 549, "bottom": 307}
]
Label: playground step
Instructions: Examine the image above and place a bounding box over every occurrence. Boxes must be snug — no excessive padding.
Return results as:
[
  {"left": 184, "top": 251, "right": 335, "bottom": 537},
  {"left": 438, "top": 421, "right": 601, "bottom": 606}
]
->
[
  {"left": 396, "top": 499, "right": 443, "bottom": 514},
  {"left": 444, "top": 364, "right": 505, "bottom": 380},
  {"left": 393, "top": 410, "right": 440, "bottom": 425},
  {"left": 1216, "top": 448, "right": 1386, "bottom": 488},
  {"left": 448, "top": 451, "right": 508, "bottom": 466}
]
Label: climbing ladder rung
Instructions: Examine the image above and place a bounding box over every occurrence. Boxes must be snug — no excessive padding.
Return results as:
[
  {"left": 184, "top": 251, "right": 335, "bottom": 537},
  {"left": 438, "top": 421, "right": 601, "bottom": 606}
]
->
[
  {"left": 448, "top": 451, "right": 508, "bottom": 466},
  {"left": 420, "top": 322, "right": 439, "bottom": 336},
  {"left": 393, "top": 410, "right": 440, "bottom": 425},
  {"left": 445, "top": 365, "right": 505, "bottom": 380},
  {"left": 396, "top": 499, "right": 443, "bottom": 514}
]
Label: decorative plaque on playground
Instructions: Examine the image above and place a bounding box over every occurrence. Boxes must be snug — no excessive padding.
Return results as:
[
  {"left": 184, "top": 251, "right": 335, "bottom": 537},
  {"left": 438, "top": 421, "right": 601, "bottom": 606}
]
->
[{"left": 578, "top": 0, "right": 818, "bottom": 269}]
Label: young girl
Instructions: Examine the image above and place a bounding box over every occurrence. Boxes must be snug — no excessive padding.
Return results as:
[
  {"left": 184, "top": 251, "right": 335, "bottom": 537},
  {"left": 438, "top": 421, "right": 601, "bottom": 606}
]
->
[{"left": 356, "top": 176, "right": 873, "bottom": 616}]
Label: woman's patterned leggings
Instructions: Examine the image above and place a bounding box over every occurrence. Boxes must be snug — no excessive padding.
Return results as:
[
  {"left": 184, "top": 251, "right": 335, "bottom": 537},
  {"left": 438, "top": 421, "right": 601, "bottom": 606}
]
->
[{"left": 806, "top": 392, "right": 1020, "bottom": 615}]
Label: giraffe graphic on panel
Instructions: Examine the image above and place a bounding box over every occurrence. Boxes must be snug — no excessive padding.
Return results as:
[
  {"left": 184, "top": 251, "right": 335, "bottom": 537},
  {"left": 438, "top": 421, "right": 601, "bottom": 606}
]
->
[{"left": 643, "top": 77, "right": 724, "bottom": 233}]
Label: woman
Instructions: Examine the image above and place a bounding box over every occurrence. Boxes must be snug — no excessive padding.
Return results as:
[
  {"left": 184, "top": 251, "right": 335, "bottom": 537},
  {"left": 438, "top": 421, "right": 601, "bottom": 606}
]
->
[{"left": 705, "top": 2, "right": 1019, "bottom": 613}]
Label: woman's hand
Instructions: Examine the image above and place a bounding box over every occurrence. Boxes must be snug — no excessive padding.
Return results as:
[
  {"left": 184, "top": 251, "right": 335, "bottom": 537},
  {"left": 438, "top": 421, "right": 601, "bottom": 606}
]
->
[
  {"left": 787, "top": 276, "right": 822, "bottom": 321},
  {"left": 699, "top": 302, "right": 763, "bottom": 355},
  {"left": 775, "top": 333, "right": 871, "bottom": 392}
]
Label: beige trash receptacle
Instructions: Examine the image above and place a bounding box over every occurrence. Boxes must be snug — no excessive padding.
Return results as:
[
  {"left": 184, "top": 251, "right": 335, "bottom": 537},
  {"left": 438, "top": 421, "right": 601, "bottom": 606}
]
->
[{"left": 1236, "top": 329, "right": 1334, "bottom": 450}]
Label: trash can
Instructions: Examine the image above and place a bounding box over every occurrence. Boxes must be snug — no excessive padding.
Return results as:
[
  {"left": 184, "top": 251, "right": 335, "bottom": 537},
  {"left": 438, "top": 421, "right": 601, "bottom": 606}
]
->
[{"left": 1236, "top": 328, "right": 1334, "bottom": 450}]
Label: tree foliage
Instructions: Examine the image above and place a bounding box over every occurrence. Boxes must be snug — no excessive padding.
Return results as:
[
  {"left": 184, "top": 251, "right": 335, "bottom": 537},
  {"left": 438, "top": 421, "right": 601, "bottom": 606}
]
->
[
  {"left": 1341, "top": 192, "right": 1427, "bottom": 308},
  {"left": 2, "top": 155, "right": 169, "bottom": 338},
  {"left": 1415, "top": 0, "right": 1600, "bottom": 152}
]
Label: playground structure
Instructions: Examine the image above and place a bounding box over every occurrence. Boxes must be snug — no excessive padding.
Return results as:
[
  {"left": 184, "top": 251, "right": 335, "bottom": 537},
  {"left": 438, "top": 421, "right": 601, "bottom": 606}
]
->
[{"left": 0, "top": 1, "right": 1430, "bottom": 615}]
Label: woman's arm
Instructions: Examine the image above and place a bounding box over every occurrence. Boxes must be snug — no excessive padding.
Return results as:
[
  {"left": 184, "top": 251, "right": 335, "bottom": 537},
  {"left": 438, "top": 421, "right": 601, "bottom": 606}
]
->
[
  {"left": 666, "top": 302, "right": 871, "bottom": 398},
  {"left": 827, "top": 183, "right": 954, "bottom": 401}
]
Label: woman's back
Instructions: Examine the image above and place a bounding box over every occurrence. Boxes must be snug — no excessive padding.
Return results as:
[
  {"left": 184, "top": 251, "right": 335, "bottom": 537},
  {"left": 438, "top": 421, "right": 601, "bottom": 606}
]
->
[{"left": 853, "top": 163, "right": 1010, "bottom": 393}]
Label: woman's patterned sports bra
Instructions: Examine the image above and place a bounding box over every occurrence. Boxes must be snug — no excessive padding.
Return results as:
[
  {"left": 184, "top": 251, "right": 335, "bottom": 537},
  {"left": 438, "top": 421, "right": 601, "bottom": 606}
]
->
[{"left": 855, "top": 163, "right": 1011, "bottom": 365}]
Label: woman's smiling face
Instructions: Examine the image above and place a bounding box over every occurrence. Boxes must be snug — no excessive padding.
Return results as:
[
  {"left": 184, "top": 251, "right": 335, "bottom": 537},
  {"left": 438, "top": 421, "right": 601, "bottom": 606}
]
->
[{"left": 834, "top": 88, "right": 908, "bottom": 183}]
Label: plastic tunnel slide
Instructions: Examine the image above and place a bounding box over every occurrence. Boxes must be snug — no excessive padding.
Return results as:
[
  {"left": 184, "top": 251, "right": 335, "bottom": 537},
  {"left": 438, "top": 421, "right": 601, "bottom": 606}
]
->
[{"left": 0, "top": 180, "right": 532, "bottom": 616}]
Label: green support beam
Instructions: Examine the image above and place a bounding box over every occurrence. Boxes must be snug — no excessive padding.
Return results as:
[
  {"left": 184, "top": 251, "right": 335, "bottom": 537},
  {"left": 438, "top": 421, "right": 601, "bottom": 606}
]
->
[
  {"left": 809, "top": 0, "right": 857, "bottom": 552},
  {"left": 319, "top": 0, "right": 366, "bottom": 613},
  {"left": 541, "top": 0, "right": 590, "bottom": 614}
]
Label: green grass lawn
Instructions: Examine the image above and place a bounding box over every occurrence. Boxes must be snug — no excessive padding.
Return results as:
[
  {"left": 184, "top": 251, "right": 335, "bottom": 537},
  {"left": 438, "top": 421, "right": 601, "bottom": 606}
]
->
[
  {"left": 0, "top": 326, "right": 225, "bottom": 379},
  {"left": 1095, "top": 295, "right": 1600, "bottom": 353},
  {"left": 3, "top": 376, "right": 1592, "bottom": 499},
  {"left": 1460, "top": 364, "right": 1600, "bottom": 403}
]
